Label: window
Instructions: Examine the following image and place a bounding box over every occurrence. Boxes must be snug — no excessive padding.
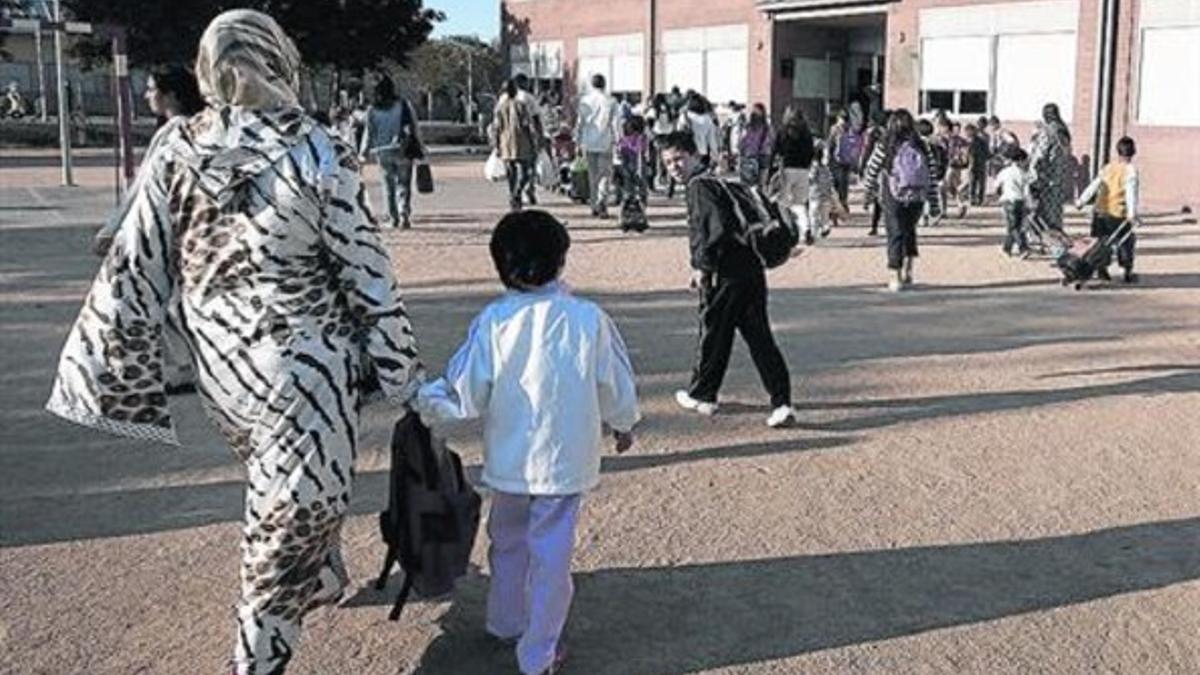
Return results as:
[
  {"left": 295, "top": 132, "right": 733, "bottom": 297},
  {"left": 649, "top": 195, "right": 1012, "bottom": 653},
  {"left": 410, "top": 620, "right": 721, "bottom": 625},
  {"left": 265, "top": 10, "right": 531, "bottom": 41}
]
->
[
  {"left": 918, "top": 2, "right": 1079, "bottom": 120},
  {"left": 920, "top": 90, "right": 987, "bottom": 115},
  {"left": 792, "top": 57, "right": 844, "bottom": 100},
  {"left": 705, "top": 48, "right": 748, "bottom": 106},
  {"left": 577, "top": 33, "right": 643, "bottom": 96},
  {"left": 1138, "top": 26, "right": 1200, "bottom": 126},
  {"left": 919, "top": 36, "right": 990, "bottom": 115},
  {"left": 994, "top": 32, "right": 1076, "bottom": 122},
  {"left": 663, "top": 24, "right": 749, "bottom": 104},
  {"left": 959, "top": 90, "right": 989, "bottom": 114},
  {"left": 664, "top": 51, "right": 704, "bottom": 94},
  {"left": 611, "top": 54, "right": 643, "bottom": 93},
  {"left": 922, "top": 90, "right": 955, "bottom": 113}
]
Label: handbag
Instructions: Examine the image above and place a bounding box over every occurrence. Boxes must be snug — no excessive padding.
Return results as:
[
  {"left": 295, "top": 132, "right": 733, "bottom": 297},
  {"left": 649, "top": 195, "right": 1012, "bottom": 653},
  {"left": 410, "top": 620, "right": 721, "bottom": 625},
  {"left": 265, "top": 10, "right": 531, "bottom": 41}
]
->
[{"left": 415, "top": 162, "right": 434, "bottom": 194}]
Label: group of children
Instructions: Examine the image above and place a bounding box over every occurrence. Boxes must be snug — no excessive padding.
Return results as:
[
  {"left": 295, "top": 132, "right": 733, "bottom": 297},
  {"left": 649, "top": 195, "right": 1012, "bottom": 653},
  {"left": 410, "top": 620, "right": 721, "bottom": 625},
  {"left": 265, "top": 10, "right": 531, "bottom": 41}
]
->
[
  {"left": 415, "top": 120, "right": 1146, "bottom": 675},
  {"left": 910, "top": 114, "right": 1021, "bottom": 224},
  {"left": 995, "top": 136, "right": 1142, "bottom": 281}
]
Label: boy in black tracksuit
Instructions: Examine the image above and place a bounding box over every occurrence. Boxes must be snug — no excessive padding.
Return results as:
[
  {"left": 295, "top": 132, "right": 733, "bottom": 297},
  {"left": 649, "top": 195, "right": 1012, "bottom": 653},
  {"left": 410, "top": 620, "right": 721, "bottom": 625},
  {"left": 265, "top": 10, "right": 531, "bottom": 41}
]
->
[{"left": 659, "top": 131, "right": 795, "bottom": 428}]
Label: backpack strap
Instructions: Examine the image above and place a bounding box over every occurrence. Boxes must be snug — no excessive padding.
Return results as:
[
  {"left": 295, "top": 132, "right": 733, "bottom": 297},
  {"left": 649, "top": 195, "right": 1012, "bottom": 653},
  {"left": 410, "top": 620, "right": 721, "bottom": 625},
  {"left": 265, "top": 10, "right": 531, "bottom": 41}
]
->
[{"left": 713, "top": 179, "right": 748, "bottom": 232}]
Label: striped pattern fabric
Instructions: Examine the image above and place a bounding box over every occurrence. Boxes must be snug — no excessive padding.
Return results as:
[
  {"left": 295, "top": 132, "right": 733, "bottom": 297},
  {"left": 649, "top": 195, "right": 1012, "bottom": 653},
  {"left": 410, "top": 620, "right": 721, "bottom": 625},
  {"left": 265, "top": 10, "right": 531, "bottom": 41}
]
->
[
  {"left": 860, "top": 137, "right": 943, "bottom": 213},
  {"left": 46, "top": 105, "right": 422, "bottom": 675}
]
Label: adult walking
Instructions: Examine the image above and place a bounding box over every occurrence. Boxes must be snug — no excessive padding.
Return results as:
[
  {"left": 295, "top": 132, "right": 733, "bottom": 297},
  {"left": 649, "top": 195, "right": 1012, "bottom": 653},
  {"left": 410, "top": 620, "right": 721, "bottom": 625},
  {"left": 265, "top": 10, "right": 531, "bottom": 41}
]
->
[
  {"left": 862, "top": 109, "right": 941, "bottom": 292},
  {"left": 1029, "top": 102, "right": 1073, "bottom": 231},
  {"left": 45, "top": 11, "right": 423, "bottom": 674},
  {"left": 659, "top": 131, "right": 796, "bottom": 429},
  {"left": 513, "top": 73, "right": 545, "bottom": 205},
  {"left": 678, "top": 93, "right": 721, "bottom": 172},
  {"left": 575, "top": 74, "right": 620, "bottom": 218},
  {"left": 646, "top": 93, "right": 677, "bottom": 193},
  {"left": 737, "top": 103, "right": 773, "bottom": 188},
  {"left": 493, "top": 78, "right": 541, "bottom": 210},
  {"left": 360, "top": 74, "right": 424, "bottom": 228},
  {"left": 770, "top": 105, "right": 816, "bottom": 244},
  {"left": 93, "top": 64, "right": 206, "bottom": 256}
]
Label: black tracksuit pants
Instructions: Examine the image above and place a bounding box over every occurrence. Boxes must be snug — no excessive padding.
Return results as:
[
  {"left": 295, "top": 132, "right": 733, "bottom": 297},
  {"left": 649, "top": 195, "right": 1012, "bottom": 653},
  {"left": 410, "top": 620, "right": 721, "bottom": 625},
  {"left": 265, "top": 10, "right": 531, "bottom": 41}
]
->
[{"left": 688, "top": 274, "right": 791, "bottom": 408}]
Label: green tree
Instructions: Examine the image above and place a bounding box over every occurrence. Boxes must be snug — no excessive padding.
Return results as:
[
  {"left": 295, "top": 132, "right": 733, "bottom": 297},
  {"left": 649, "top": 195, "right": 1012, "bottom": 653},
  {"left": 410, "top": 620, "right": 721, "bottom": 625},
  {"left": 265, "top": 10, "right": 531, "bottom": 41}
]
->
[
  {"left": 63, "top": 0, "right": 441, "bottom": 70},
  {"left": 391, "top": 36, "right": 502, "bottom": 120}
]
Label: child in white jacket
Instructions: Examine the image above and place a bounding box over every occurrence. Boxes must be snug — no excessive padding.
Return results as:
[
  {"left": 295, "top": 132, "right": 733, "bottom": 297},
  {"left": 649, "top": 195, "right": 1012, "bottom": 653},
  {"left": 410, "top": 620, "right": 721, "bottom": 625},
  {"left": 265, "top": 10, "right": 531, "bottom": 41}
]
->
[{"left": 415, "top": 210, "right": 640, "bottom": 675}]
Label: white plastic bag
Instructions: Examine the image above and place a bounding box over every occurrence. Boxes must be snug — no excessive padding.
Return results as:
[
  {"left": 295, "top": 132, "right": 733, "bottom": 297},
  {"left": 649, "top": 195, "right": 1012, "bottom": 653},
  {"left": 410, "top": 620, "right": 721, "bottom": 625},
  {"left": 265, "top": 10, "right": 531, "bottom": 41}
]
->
[
  {"left": 484, "top": 151, "right": 506, "bottom": 182},
  {"left": 536, "top": 150, "right": 557, "bottom": 189}
]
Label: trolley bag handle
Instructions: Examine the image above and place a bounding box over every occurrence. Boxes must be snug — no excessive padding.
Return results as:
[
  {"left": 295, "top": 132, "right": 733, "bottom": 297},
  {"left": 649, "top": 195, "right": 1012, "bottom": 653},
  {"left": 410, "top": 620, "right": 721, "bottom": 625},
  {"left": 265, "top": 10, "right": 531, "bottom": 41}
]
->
[{"left": 1104, "top": 218, "right": 1137, "bottom": 251}]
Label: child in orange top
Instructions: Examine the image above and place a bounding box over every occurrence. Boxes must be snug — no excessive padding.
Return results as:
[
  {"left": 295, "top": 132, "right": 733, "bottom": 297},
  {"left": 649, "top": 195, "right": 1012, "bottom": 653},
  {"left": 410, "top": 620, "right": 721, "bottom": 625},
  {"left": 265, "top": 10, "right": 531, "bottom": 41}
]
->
[{"left": 1077, "top": 136, "right": 1141, "bottom": 283}]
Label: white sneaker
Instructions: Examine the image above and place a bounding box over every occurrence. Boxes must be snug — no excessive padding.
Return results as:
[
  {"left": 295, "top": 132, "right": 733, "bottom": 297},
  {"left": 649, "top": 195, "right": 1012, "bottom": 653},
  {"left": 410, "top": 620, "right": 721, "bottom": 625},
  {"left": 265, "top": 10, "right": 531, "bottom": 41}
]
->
[
  {"left": 675, "top": 390, "right": 718, "bottom": 416},
  {"left": 887, "top": 279, "right": 904, "bottom": 292},
  {"left": 766, "top": 405, "right": 796, "bottom": 428}
]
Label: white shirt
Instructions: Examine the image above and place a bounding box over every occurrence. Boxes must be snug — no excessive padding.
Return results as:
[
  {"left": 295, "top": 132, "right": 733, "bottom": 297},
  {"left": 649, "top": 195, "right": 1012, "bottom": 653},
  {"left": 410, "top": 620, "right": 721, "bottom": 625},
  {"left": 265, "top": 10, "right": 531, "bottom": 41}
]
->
[
  {"left": 647, "top": 108, "right": 675, "bottom": 136},
  {"left": 574, "top": 89, "right": 620, "bottom": 153},
  {"left": 679, "top": 111, "right": 720, "bottom": 158},
  {"left": 415, "top": 282, "right": 641, "bottom": 496},
  {"left": 996, "top": 164, "right": 1032, "bottom": 204},
  {"left": 516, "top": 89, "right": 544, "bottom": 132}
]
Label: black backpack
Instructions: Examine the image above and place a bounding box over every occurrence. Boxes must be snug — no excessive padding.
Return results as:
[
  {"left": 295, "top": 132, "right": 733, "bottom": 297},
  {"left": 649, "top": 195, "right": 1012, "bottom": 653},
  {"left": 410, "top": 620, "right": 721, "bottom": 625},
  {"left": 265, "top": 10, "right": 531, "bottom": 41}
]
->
[
  {"left": 375, "top": 414, "right": 481, "bottom": 620},
  {"left": 713, "top": 179, "right": 799, "bottom": 269}
]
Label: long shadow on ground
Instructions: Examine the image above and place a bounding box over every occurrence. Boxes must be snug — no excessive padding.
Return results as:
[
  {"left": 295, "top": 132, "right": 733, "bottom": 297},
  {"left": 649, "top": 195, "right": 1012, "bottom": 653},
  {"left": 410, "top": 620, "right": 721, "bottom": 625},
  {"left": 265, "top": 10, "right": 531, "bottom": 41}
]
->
[
  {"left": 0, "top": 435, "right": 851, "bottom": 547},
  {"left": 401, "top": 517, "right": 1200, "bottom": 674}
]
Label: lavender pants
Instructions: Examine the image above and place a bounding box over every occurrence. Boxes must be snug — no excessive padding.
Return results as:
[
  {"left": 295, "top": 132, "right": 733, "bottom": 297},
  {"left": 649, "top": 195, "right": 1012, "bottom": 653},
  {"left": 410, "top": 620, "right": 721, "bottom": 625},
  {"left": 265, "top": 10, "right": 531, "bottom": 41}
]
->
[{"left": 486, "top": 492, "right": 581, "bottom": 675}]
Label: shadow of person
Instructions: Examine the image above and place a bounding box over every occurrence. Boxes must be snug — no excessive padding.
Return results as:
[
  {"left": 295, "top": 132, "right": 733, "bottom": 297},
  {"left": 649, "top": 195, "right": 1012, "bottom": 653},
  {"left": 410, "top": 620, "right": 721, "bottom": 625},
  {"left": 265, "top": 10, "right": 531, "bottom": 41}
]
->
[{"left": 404, "top": 517, "right": 1200, "bottom": 674}]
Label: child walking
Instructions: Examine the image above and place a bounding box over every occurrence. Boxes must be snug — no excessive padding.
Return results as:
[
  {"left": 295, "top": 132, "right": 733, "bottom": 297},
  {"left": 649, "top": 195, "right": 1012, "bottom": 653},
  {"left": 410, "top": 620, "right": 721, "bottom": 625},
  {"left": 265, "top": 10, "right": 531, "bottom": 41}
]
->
[
  {"left": 917, "top": 118, "right": 946, "bottom": 227},
  {"left": 996, "top": 149, "right": 1033, "bottom": 258},
  {"left": 1077, "top": 136, "right": 1141, "bottom": 283},
  {"left": 808, "top": 140, "right": 841, "bottom": 240},
  {"left": 966, "top": 123, "right": 990, "bottom": 206},
  {"left": 416, "top": 210, "right": 641, "bottom": 675}
]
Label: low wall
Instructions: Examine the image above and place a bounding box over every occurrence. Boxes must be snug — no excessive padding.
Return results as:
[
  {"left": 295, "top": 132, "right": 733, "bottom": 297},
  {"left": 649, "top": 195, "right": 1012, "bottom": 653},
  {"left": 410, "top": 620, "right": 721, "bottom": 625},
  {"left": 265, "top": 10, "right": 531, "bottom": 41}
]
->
[{"left": 0, "top": 118, "right": 485, "bottom": 148}]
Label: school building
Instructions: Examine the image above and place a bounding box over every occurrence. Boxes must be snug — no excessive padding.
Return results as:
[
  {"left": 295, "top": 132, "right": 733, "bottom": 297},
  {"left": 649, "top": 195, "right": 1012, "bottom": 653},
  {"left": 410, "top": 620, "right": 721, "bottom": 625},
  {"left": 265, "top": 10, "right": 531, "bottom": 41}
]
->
[{"left": 502, "top": 0, "right": 1200, "bottom": 211}]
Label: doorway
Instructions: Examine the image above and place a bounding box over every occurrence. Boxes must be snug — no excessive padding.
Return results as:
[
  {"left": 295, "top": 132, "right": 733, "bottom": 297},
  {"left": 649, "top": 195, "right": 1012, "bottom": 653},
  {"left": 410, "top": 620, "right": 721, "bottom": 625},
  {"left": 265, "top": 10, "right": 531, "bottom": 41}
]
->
[{"left": 773, "top": 12, "right": 886, "bottom": 134}]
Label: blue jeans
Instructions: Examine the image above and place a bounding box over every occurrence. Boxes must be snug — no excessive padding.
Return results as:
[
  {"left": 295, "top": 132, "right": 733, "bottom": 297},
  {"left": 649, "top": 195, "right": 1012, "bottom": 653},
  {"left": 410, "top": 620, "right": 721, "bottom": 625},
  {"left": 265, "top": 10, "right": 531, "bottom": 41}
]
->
[
  {"left": 1003, "top": 201, "right": 1029, "bottom": 254},
  {"left": 505, "top": 158, "right": 535, "bottom": 208},
  {"left": 377, "top": 152, "right": 413, "bottom": 223}
]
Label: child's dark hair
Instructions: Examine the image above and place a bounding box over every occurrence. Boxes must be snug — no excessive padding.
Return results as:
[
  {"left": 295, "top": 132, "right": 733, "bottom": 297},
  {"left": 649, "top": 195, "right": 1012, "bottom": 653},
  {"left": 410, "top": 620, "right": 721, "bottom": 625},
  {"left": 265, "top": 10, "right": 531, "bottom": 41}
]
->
[
  {"left": 659, "top": 130, "right": 697, "bottom": 154},
  {"left": 490, "top": 210, "right": 571, "bottom": 290},
  {"left": 1011, "top": 148, "right": 1028, "bottom": 163},
  {"left": 1116, "top": 136, "right": 1136, "bottom": 158},
  {"left": 624, "top": 114, "right": 645, "bottom": 135},
  {"left": 916, "top": 118, "right": 934, "bottom": 136}
]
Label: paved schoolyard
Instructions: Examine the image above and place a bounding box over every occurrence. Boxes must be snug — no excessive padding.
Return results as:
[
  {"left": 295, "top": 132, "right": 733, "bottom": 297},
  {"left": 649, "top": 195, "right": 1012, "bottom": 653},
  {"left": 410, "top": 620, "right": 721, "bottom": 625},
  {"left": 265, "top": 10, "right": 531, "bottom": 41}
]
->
[{"left": 2, "top": 154, "right": 1198, "bottom": 674}]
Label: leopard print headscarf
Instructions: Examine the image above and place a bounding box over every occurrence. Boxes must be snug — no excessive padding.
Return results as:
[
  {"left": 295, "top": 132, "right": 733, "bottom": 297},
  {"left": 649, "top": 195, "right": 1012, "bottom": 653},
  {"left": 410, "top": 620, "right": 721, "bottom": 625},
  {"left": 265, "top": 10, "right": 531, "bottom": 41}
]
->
[{"left": 194, "top": 9, "right": 301, "bottom": 110}]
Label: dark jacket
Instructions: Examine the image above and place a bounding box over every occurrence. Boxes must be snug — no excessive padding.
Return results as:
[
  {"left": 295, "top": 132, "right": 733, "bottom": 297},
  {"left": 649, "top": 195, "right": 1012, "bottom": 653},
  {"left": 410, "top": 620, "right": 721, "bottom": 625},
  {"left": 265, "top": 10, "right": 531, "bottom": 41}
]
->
[
  {"left": 686, "top": 176, "right": 764, "bottom": 281},
  {"left": 772, "top": 126, "right": 815, "bottom": 170}
]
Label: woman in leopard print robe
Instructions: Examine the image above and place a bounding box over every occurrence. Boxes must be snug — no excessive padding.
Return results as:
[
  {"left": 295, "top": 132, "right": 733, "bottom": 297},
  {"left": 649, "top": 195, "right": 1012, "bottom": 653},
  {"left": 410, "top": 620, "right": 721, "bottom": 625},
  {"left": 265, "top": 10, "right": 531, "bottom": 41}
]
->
[{"left": 45, "top": 10, "right": 422, "bottom": 674}]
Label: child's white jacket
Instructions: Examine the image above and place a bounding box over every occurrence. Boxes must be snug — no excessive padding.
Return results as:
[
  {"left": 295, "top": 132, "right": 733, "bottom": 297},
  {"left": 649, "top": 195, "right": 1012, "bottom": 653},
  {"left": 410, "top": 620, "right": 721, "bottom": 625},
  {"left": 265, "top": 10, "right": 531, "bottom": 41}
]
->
[{"left": 415, "top": 282, "right": 641, "bottom": 496}]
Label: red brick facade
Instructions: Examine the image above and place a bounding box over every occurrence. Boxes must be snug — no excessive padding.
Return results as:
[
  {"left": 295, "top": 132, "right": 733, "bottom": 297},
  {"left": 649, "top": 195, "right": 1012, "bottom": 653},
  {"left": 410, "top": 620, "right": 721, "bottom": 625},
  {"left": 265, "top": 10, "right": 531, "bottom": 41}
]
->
[{"left": 503, "top": 0, "right": 1197, "bottom": 210}]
